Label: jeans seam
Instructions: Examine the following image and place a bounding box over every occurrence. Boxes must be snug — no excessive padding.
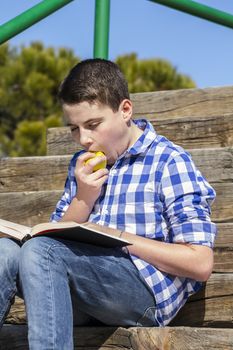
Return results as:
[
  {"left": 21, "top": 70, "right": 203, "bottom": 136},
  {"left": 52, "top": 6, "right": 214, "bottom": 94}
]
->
[
  {"left": 46, "top": 243, "right": 71, "bottom": 349},
  {"left": 47, "top": 243, "right": 61, "bottom": 350}
]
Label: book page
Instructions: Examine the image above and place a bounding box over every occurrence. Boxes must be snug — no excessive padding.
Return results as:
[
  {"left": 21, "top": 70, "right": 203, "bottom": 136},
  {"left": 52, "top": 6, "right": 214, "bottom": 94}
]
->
[
  {"left": 31, "top": 221, "right": 80, "bottom": 235},
  {"left": 0, "top": 219, "right": 31, "bottom": 240},
  {"left": 31, "top": 221, "right": 130, "bottom": 248},
  {"left": 81, "top": 222, "right": 123, "bottom": 238}
]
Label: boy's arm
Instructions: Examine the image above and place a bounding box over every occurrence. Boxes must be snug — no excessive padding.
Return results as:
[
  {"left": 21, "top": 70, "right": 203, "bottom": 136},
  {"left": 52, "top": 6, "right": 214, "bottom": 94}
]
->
[
  {"left": 121, "top": 232, "right": 213, "bottom": 282},
  {"left": 60, "top": 151, "right": 108, "bottom": 223},
  {"left": 60, "top": 196, "right": 95, "bottom": 223},
  {"left": 122, "top": 152, "right": 216, "bottom": 282}
]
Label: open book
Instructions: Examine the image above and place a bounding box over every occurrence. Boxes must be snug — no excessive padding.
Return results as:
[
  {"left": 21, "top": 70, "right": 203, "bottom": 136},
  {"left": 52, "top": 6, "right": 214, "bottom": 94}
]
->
[{"left": 0, "top": 219, "right": 130, "bottom": 248}]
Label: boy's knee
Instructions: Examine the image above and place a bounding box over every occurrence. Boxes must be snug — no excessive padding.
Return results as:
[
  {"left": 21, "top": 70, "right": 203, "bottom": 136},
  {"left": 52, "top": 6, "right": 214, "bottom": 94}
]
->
[
  {"left": 0, "top": 238, "right": 20, "bottom": 275},
  {"left": 20, "top": 236, "right": 60, "bottom": 271},
  {"left": 0, "top": 238, "right": 20, "bottom": 262},
  {"left": 20, "top": 237, "right": 48, "bottom": 262}
]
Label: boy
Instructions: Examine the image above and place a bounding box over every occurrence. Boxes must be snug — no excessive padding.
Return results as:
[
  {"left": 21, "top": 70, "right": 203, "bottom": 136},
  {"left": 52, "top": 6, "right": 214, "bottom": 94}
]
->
[{"left": 0, "top": 59, "right": 216, "bottom": 349}]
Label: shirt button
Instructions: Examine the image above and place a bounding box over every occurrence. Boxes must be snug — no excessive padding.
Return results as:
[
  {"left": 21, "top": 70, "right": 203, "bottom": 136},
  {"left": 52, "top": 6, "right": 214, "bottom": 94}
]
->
[{"left": 111, "top": 169, "right": 117, "bottom": 175}]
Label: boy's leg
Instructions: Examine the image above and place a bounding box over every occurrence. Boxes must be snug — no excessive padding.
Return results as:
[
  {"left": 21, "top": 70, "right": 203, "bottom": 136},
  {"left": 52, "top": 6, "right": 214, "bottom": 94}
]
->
[
  {"left": 20, "top": 237, "right": 74, "bottom": 350},
  {"left": 20, "top": 237, "right": 157, "bottom": 350},
  {"left": 0, "top": 238, "right": 21, "bottom": 328}
]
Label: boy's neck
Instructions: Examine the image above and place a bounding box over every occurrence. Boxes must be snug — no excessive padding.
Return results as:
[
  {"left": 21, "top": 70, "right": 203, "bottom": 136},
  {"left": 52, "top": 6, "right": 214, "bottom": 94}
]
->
[{"left": 128, "top": 121, "right": 144, "bottom": 149}]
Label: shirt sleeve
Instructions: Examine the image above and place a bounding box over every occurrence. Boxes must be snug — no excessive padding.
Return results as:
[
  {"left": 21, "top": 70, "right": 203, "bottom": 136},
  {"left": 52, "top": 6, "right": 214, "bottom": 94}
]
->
[
  {"left": 159, "top": 151, "right": 217, "bottom": 248},
  {"left": 50, "top": 151, "right": 84, "bottom": 222}
]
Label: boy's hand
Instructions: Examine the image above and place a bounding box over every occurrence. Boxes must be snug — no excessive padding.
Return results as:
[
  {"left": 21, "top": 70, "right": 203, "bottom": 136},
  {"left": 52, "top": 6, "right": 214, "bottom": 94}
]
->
[
  {"left": 85, "top": 151, "right": 107, "bottom": 171},
  {"left": 74, "top": 152, "right": 109, "bottom": 208}
]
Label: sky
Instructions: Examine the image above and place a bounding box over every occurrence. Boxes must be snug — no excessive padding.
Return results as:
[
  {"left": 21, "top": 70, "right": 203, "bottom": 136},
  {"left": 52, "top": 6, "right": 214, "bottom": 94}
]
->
[{"left": 0, "top": 0, "right": 233, "bottom": 88}]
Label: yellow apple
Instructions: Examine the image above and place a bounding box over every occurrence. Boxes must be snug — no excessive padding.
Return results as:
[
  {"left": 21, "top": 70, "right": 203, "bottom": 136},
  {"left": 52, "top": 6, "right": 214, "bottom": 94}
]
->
[{"left": 85, "top": 151, "right": 107, "bottom": 171}]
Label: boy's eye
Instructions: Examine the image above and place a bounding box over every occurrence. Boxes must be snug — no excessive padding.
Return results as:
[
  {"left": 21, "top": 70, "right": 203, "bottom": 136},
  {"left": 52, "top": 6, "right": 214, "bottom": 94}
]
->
[
  {"left": 70, "top": 126, "right": 79, "bottom": 133},
  {"left": 87, "top": 122, "right": 100, "bottom": 129}
]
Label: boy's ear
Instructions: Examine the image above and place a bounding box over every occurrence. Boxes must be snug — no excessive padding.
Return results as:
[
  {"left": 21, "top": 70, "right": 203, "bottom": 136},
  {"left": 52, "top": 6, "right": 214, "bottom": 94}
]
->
[{"left": 120, "top": 99, "right": 133, "bottom": 121}]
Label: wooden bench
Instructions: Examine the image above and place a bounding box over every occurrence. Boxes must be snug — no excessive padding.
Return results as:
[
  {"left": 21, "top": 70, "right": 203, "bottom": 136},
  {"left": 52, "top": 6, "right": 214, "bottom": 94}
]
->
[{"left": 0, "top": 86, "right": 233, "bottom": 349}]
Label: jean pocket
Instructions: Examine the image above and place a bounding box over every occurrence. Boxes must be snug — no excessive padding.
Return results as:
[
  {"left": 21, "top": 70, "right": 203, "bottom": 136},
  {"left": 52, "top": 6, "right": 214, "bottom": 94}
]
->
[{"left": 136, "top": 306, "right": 158, "bottom": 327}]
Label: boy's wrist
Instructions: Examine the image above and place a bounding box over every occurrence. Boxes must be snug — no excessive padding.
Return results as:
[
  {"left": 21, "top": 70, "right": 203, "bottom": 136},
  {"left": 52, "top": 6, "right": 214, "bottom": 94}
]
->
[{"left": 75, "top": 196, "right": 95, "bottom": 211}]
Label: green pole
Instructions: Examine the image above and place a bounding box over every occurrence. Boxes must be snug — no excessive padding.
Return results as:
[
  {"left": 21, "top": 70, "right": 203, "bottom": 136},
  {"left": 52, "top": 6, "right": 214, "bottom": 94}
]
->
[
  {"left": 148, "top": 0, "right": 233, "bottom": 29},
  {"left": 0, "top": 0, "right": 74, "bottom": 45},
  {"left": 94, "top": 0, "right": 110, "bottom": 59}
]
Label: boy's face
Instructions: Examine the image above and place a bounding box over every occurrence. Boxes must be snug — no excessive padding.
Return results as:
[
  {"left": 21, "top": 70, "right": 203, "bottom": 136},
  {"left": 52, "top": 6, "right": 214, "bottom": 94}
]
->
[{"left": 63, "top": 100, "right": 133, "bottom": 165}]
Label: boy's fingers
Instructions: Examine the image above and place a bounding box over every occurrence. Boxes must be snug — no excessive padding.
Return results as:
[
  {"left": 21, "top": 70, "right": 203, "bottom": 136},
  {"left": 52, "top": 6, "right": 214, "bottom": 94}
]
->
[
  {"left": 77, "top": 153, "right": 107, "bottom": 173},
  {"left": 76, "top": 152, "right": 95, "bottom": 166}
]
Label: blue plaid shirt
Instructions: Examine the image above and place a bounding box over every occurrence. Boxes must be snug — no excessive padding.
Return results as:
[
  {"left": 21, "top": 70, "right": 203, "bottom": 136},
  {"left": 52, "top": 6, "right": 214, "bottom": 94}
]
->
[{"left": 51, "top": 119, "right": 217, "bottom": 326}]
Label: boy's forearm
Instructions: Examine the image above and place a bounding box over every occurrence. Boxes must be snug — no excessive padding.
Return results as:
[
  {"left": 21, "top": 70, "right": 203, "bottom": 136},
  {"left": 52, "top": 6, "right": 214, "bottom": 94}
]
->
[
  {"left": 121, "top": 231, "right": 213, "bottom": 282},
  {"left": 60, "top": 197, "right": 93, "bottom": 223}
]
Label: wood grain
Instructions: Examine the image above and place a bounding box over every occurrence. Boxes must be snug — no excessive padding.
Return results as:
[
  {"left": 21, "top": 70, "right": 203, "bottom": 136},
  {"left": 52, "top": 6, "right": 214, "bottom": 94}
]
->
[
  {"left": 130, "top": 86, "right": 233, "bottom": 119},
  {"left": 47, "top": 114, "right": 233, "bottom": 156},
  {"left": 0, "top": 190, "right": 61, "bottom": 226},
  {"left": 46, "top": 85, "right": 233, "bottom": 155},
  {"left": 0, "top": 325, "right": 233, "bottom": 349},
  {"left": 4, "top": 274, "right": 233, "bottom": 326},
  {"left": 0, "top": 182, "right": 232, "bottom": 225},
  {"left": 1, "top": 147, "right": 233, "bottom": 193}
]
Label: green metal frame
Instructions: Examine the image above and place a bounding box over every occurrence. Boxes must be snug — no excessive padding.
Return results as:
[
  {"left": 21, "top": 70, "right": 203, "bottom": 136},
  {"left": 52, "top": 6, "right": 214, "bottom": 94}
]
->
[
  {"left": 149, "top": 0, "right": 233, "bottom": 29},
  {"left": 94, "top": 0, "right": 110, "bottom": 59},
  {"left": 0, "top": 0, "right": 74, "bottom": 45},
  {"left": 0, "top": 0, "right": 233, "bottom": 60}
]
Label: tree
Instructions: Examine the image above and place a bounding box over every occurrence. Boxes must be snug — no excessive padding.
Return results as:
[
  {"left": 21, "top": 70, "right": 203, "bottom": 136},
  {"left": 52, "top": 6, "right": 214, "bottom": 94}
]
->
[
  {"left": 0, "top": 44, "right": 196, "bottom": 157},
  {"left": 116, "top": 53, "right": 195, "bottom": 92},
  {"left": 0, "top": 42, "right": 79, "bottom": 157}
]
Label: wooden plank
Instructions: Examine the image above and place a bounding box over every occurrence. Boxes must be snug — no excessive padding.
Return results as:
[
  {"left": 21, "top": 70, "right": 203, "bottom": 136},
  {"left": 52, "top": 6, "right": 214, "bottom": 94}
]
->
[
  {"left": 190, "top": 273, "right": 233, "bottom": 300},
  {"left": 1, "top": 147, "right": 233, "bottom": 193},
  {"left": 130, "top": 86, "right": 233, "bottom": 119},
  {"left": 0, "top": 191, "right": 61, "bottom": 226},
  {"left": 5, "top": 297, "right": 26, "bottom": 325},
  {"left": 4, "top": 274, "right": 233, "bottom": 326},
  {"left": 148, "top": 113, "right": 233, "bottom": 150},
  {"left": 189, "top": 147, "right": 233, "bottom": 184},
  {"left": 216, "top": 223, "right": 233, "bottom": 246},
  {"left": 172, "top": 295, "right": 233, "bottom": 327},
  {"left": 172, "top": 275, "right": 233, "bottom": 327},
  {"left": 47, "top": 114, "right": 233, "bottom": 155},
  {"left": 0, "top": 182, "right": 233, "bottom": 225},
  {"left": 47, "top": 127, "right": 80, "bottom": 156},
  {"left": 47, "top": 84, "right": 233, "bottom": 156},
  {"left": 211, "top": 183, "right": 233, "bottom": 223},
  {"left": 0, "top": 155, "right": 71, "bottom": 193},
  {"left": 213, "top": 248, "right": 233, "bottom": 273},
  {"left": 0, "top": 325, "right": 233, "bottom": 349},
  {"left": 0, "top": 187, "right": 233, "bottom": 235}
]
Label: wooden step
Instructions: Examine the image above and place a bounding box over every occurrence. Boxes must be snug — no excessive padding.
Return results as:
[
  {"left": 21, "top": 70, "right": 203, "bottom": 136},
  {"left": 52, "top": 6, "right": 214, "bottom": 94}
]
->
[
  {"left": 0, "top": 325, "right": 232, "bottom": 349},
  {"left": 46, "top": 85, "right": 233, "bottom": 156},
  {"left": 1, "top": 147, "right": 233, "bottom": 193},
  {"left": 0, "top": 190, "right": 61, "bottom": 225},
  {"left": 5, "top": 273, "right": 233, "bottom": 327},
  {"left": 1, "top": 221, "right": 233, "bottom": 272},
  {"left": 130, "top": 86, "right": 233, "bottom": 119},
  {"left": 0, "top": 182, "right": 232, "bottom": 225},
  {"left": 47, "top": 113, "right": 233, "bottom": 155},
  {"left": 0, "top": 155, "right": 70, "bottom": 193}
]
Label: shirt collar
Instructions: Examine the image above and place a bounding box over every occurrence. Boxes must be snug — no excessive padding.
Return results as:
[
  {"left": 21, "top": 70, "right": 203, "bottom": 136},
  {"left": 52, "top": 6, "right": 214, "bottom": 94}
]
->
[{"left": 125, "top": 119, "right": 157, "bottom": 156}]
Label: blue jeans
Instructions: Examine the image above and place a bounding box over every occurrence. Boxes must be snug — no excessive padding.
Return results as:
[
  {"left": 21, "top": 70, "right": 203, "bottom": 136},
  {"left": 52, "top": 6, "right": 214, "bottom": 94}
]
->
[{"left": 0, "top": 236, "right": 157, "bottom": 349}]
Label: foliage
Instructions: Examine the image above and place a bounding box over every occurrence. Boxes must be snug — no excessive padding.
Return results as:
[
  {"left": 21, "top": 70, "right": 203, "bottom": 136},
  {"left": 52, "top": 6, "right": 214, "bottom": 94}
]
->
[
  {"left": 0, "top": 44, "right": 196, "bottom": 157},
  {"left": 116, "top": 53, "right": 196, "bottom": 92},
  {"left": 0, "top": 42, "right": 79, "bottom": 157}
]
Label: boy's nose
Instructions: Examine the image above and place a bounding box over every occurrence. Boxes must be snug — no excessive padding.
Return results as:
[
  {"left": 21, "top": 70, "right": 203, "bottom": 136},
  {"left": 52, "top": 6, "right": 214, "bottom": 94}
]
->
[{"left": 79, "top": 130, "right": 92, "bottom": 148}]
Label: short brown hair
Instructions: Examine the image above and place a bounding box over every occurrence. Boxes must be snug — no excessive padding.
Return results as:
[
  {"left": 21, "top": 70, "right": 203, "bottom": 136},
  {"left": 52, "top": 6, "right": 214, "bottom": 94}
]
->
[{"left": 58, "top": 58, "right": 130, "bottom": 112}]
